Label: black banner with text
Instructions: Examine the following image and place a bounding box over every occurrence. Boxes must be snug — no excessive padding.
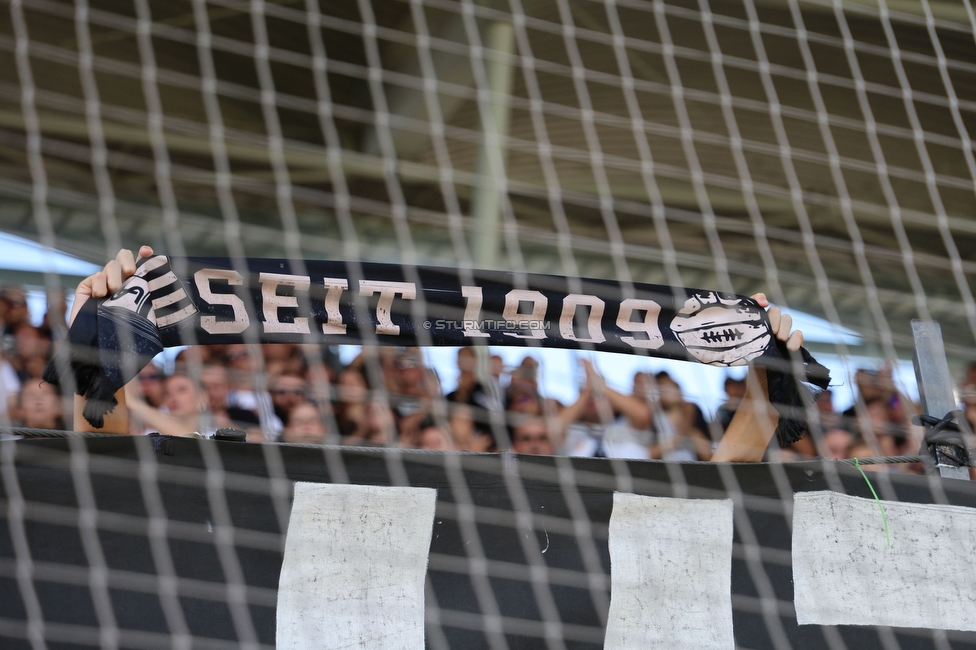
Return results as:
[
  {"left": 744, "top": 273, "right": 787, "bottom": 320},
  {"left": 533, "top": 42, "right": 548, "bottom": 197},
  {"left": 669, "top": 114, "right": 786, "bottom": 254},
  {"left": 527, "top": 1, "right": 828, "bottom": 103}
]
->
[
  {"left": 50, "top": 256, "right": 830, "bottom": 428},
  {"left": 164, "top": 257, "right": 776, "bottom": 368}
]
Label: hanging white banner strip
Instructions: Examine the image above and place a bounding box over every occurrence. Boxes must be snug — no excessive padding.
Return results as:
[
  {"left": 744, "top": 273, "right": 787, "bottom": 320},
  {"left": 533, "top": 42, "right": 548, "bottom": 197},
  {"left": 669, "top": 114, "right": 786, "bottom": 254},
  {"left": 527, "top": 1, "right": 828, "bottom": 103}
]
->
[
  {"left": 793, "top": 490, "right": 976, "bottom": 630},
  {"left": 277, "top": 482, "right": 437, "bottom": 650},
  {"left": 605, "top": 493, "right": 735, "bottom": 649}
]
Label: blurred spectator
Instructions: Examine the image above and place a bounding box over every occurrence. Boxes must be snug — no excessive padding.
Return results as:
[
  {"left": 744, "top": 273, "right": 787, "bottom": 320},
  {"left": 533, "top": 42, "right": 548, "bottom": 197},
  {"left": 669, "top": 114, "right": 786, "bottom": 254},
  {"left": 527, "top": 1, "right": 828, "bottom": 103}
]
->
[
  {"left": 334, "top": 367, "right": 369, "bottom": 437},
  {"left": 846, "top": 440, "right": 886, "bottom": 471},
  {"left": 634, "top": 371, "right": 727, "bottom": 458},
  {"left": 269, "top": 373, "right": 307, "bottom": 428},
  {"left": 0, "top": 350, "right": 21, "bottom": 426},
  {"left": 347, "top": 347, "right": 399, "bottom": 395},
  {"left": 392, "top": 347, "right": 441, "bottom": 440},
  {"left": 137, "top": 363, "right": 167, "bottom": 409},
  {"left": 714, "top": 376, "right": 746, "bottom": 432},
  {"left": 173, "top": 346, "right": 210, "bottom": 374},
  {"left": 125, "top": 373, "right": 213, "bottom": 437},
  {"left": 647, "top": 371, "right": 712, "bottom": 461},
  {"left": 555, "top": 359, "right": 651, "bottom": 459},
  {"left": 847, "top": 368, "right": 889, "bottom": 408},
  {"left": 963, "top": 362, "right": 976, "bottom": 480},
  {"left": 42, "top": 289, "right": 68, "bottom": 340},
  {"left": 225, "top": 344, "right": 256, "bottom": 386},
  {"left": 507, "top": 384, "right": 544, "bottom": 417},
  {"left": 1, "top": 287, "right": 30, "bottom": 336},
  {"left": 446, "top": 347, "right": 496, "bottom": 434},
  {"left": 198, "top": 362, "right": 260, "bottom": 434},
  {"left": 960, "top": 361, "right": 976, "bottom": 435},
  {"left": 630, "top": 371, "right": 652, "bottom": 400},
  {"left": 0, "top": 289, "right": 9, "bottom": 327},
  {"left": 964, "top": 360, "right": 976, "bottom": 387},
  {"left": 395, "top": 347, "right": 429, "bottom": 400},
  {"left": 510, "top": 416, "right": 555, "bottom": 455},
  {"left": 417, "top": 420, "right": 456, "bottom": 450},
  {"left": 848, "top": 395, "right": 904, "bottom": 461},
  {"left": 844, "top": 366, "right": 919, "bottom": 460},
  {"left": 16, "top": 378, "right": 63, "bottom": 430},
  {"left": 10, "top": 324, "right": 51, "bottom": 382},
  {"left": 161, "top": 373, "right": 208, "bottom": 431},
  {"left": 343, "top": 396, "right": 397, "bottom": 447},
  {"left": 509, "top": 357, "right": 540, "bottom": 395},
  {"left": 822, "top": 427, "right": 855, "bottom": 460},
  {"left": 201, "top": 363, "right": 229, "bottom": 414},
  {"left": 490, "top": 354, "right": 504, "bottom": 383},
  {"left": 264, "top": 344, "right": 301, "bottom": 378},
  {"left": 447, "top": 348, "right": 480, "bottom": 399},
  {"left": 814, "top": 388, "right": 838, "bottom": 430},
  {"left": 489, "top": 356, "right": 559, "bottom": 452},
  {"left": 128, "top": 363, "right": 170, "bottom": 434},
  {"left": 203, "top": 344, "right": 229, "bottom": 364},
  {"left": 281, "top": 402, "right": 329, "bottom": 444},
  {"left": 505, "top": 356, "right": 561, "bottom": 425},
  {"left": 298, "top": 345, "right": 336, "bottom": 411},
  {"left": 224, "top": 343, "right": 277, "bottom": 438},
  {"left": 448, "top": 403, "right": 492, "bottom": 452}
]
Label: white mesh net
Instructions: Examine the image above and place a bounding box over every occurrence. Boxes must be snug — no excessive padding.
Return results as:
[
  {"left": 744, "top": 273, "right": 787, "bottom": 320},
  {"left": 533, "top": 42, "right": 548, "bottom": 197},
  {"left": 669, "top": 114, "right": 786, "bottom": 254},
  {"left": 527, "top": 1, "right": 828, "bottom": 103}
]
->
[{"left": 1, "top": 0, "right": 976, "bottom": 648}]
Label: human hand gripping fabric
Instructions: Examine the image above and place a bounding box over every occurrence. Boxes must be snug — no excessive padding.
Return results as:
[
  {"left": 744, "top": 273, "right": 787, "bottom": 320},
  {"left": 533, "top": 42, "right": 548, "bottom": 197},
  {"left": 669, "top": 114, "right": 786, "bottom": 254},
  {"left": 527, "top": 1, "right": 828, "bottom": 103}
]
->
[
  {"left": 69, "top": 246, "right": 154, "bottom": 326},
  {"left": 751, "top": 293, "right": 804, "bottom": 353},
  {"left": 58, "top": 246, "right": 155, "bottom": 433}
]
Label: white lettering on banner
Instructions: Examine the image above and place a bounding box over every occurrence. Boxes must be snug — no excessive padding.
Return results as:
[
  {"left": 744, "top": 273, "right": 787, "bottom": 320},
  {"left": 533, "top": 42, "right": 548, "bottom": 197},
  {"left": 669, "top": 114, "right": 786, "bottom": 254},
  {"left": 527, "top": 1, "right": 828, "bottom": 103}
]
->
[
  {"left": 194, "top": 268, "right": 249, "bottom": 334},
  {"left": 502, "top": 290, "right": 548, "bottom": 339},
  {"left": 559, "top": 294, "right": 606, "bottom": 343},
  {"left": 277, "top": 483, "right": 437, "bottom": 650},
  {"left": 192, "top": 268, "right": 697, "bottom": 353},
  {"left": 260, "top": 273, "right": 311, "bottom": 334},
  {"left": 359, "top": 280, "right": 417, "bottom": 335},
  {"left": 321, "top": 278, "right": 348, "bottom": 334},
  {"left": 617, "top": 299, "right": 664, "bottom": 349},
  {"left": 460, "top": 286, "right": 490, "bottom": 338}
]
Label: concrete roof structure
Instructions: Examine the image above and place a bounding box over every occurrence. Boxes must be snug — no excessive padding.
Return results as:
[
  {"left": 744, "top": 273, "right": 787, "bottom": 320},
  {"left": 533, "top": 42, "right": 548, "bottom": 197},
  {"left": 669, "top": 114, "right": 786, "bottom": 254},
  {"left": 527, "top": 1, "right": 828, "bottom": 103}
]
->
[{"left": 0, "top": 0, "right": 974, "bottom": 367}]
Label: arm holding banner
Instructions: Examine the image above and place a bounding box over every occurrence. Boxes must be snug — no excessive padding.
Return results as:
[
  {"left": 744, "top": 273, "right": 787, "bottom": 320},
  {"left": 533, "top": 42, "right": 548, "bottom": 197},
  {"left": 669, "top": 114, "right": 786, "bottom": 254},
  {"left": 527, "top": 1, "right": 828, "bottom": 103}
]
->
[{"left": 711, "top": 294, "right": 804, "bottom": 463}]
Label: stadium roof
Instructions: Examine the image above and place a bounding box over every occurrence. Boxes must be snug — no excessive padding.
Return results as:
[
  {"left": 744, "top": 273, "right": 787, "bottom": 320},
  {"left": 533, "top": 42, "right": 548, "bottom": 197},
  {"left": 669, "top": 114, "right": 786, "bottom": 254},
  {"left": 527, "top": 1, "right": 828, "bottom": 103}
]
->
[{"left": 0, "top": 0, "right": 974, "bottom": 366}]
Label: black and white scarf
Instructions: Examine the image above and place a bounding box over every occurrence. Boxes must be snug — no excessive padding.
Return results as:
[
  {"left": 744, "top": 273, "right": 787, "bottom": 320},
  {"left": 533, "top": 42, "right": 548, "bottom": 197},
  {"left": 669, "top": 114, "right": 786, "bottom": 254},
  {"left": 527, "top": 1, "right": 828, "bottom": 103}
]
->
[
  {"left": 44, "top": 256, "right": 198, "bottom": 427},
  {"left": 46, "top": 257, "right": 829, "bottom": 441}
]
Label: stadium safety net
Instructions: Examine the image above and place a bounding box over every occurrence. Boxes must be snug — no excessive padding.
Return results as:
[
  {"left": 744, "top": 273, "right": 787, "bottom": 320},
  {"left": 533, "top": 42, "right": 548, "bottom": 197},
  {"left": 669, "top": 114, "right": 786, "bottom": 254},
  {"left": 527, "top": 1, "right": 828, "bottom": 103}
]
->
[{"left": 1, "top": 0, "right": 976, "bottom": 648}]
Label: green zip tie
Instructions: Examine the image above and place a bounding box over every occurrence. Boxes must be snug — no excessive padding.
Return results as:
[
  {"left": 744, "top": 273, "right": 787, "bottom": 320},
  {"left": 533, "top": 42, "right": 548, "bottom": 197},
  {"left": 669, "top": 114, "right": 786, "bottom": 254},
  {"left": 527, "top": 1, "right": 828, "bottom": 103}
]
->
[{"left": 854, "top": 458, "right": 891, "bottom": 548}]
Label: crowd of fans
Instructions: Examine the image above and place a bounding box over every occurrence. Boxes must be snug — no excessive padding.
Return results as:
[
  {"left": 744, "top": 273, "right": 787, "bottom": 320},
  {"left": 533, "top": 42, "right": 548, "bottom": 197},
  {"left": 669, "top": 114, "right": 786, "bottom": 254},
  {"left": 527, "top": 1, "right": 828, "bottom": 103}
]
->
[
  {"left": 0, "top": 283, "right": 973, "bottom": 473},
  {"left": 1, "top": 286, "right": 67, "bottom": 430}
]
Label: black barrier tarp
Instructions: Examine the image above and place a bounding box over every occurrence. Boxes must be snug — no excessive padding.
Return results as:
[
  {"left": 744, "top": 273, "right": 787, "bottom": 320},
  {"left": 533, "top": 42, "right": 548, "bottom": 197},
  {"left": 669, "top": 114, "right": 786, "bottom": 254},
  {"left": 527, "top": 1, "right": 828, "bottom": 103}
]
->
[{"left": 1, "top": 436, "right": 974, "bottom": 649}]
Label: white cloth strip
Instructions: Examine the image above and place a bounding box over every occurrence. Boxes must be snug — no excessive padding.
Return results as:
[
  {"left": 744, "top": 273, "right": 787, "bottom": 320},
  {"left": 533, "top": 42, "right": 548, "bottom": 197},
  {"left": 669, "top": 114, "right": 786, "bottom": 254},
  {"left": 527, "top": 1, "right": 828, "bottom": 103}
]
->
[
  {"left": 137, "top": 255, "right": 170, "bottom": 275},
  {"left": 150, "top": 287, "right": 187, "bottom": 310},
  {"left": 605, "top": 494, "right": 734, "bottom": 650},
  {"left": 793, "top": 491, "right": 976, "bottom": 630},
  {"left": 154, "top": 304, "right": 197, "bottom": 329},
  {"left": 277, "top": 482, "right": 437, "bottom": 650},
  {"left": 146, "top": 271, "right": 179, "bottom": 292}
]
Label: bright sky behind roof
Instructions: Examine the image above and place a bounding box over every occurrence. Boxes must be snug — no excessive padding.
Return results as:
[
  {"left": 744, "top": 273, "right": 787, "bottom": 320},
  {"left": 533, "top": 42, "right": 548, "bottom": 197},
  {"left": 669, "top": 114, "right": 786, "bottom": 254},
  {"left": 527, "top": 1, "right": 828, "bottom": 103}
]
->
[{"left": 0, "top": 232, "right": 100, "bottom": 277}]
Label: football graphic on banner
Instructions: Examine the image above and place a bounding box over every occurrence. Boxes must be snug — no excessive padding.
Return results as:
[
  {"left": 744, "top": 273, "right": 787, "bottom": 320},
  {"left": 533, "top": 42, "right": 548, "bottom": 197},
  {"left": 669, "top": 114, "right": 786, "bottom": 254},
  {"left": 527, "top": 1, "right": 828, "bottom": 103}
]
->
[{"left": 670, "top": 292, "right": 771, "bottom": 366}]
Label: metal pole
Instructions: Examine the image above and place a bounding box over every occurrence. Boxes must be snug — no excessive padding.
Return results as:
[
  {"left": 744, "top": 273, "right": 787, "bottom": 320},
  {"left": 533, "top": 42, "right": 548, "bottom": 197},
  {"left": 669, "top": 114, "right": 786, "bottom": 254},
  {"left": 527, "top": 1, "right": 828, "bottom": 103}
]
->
[
  {"left": 471, "top": 20, "right": 515, "bottom": 270},
  {"left": 911, "top": 319, "right": 972, "bottom": 480}
]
